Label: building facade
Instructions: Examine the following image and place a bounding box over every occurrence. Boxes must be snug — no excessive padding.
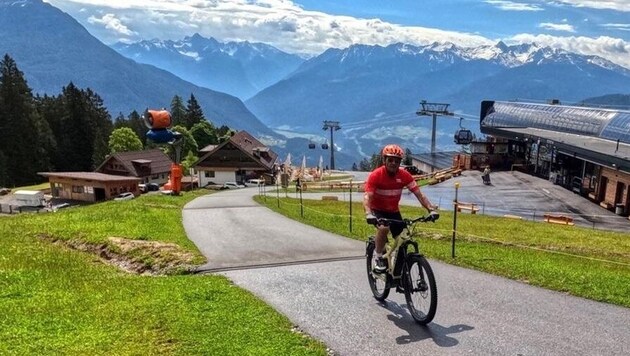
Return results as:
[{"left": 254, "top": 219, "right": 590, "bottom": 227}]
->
[
  {"left": 480, "top": 100, "right": 630, "bottom": 215},
  {"left": 194, "top": 131, "right": 278, "bottom": 186}
]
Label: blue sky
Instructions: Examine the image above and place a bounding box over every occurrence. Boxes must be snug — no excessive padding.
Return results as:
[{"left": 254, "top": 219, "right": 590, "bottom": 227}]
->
[{"left": 44, "top": 0, "right": 630, "bottom": 68}]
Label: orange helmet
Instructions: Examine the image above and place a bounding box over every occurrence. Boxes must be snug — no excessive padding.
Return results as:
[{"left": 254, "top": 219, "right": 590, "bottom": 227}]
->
[{"left": 382, "top": 144, "right": 404, "bottom": 158}]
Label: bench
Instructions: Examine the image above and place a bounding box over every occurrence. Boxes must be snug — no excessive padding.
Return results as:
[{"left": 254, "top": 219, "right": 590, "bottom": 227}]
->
[
  {"left": 456, "top": 202, "right": 479, "bottom": 214},
  {"left": 543, "top": 214, "right": 574, "bottom": 226},
  {"left": 600, "top": 201, "right": 613, "bottom": 210},
  {"left": 321, "top": 196, "right": 338, "bottom": 201},
  {"left": 503, "top": 214, "right": 523, "bottom": 220}
]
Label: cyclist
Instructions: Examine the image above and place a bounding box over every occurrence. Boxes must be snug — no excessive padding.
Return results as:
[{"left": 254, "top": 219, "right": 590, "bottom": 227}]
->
[{"left": 363, "top": 144, "right": 438, "bottom": 273}]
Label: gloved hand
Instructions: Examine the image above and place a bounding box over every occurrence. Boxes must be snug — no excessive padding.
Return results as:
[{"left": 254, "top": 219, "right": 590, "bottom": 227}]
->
[
  {"left": 427, "top": 210, "right": 440, "bottom": 222},
  {"left": 366, "top": 213, "right": 377, "bottom": 225}
]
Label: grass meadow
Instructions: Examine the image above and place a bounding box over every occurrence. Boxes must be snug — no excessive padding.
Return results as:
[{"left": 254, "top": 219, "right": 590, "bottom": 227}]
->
[
  {"left": 254, "top": 195, "right": 630, "bottom": 307},
  {"left": 0, "top": 190, "right": 327, "bottom": 355}
]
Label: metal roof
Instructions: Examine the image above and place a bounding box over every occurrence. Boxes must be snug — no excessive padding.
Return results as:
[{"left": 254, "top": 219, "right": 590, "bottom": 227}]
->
[
  {"left": 481, "top": 101, "right": 630, "bottom": 144},
  {"left": 480, "top": 100, "right": 630, "bottom": 173},
  {"left": 38, "top": 172, "right": 142, "bottom": 182}
]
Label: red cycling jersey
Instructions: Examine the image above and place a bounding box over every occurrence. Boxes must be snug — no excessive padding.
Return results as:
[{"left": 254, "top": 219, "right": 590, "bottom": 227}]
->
[{"left": 364, "top": 166, "right": 419, "bottom": 212}]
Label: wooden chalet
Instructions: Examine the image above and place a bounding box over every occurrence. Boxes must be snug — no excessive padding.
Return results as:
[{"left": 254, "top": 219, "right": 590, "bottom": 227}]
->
[
  {"left": 38, "top": 172, "right": 141, "bottom": 202},
  {"left": 194, "top": 131, "right": 278, "bottom": 186},
  {"left": 95, "top": 149, "right": 172, "bottom": 185}
]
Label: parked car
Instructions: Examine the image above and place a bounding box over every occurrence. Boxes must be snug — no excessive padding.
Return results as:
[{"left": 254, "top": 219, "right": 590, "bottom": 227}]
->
[
  {"left": 222, "top": 182, "right": 246, "bottom": 189},
  {"left": 138, "top": 184, "right": 147, "bottom": 193},
  {"left": 113, "top": 192, "right": 135, "bottom": 201},
  {"left": 146, "top": 183, "right": 160, "bottom": 191},
  {"left": 51, "top": 202, "right": 71, "bottom": 212},
  {"left": 245, "top": 179, "right": 265, "bottom": 187},
  {"left": 0, "top": 187, "right": 10, "bottom": 196}
]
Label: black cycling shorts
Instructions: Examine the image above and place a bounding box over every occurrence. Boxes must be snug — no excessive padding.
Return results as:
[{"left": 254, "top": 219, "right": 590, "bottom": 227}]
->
[{"left": 372, "top": 210, "right": 404, "bottom": 237}]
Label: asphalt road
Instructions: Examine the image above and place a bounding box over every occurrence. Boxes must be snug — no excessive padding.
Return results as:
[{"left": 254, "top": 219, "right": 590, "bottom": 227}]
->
[
  {"left": 297, "top": 170, "right": 630, "bottom": 232},
  {"left": 182, "top": 184, "right": 630, "bottom": 356}
]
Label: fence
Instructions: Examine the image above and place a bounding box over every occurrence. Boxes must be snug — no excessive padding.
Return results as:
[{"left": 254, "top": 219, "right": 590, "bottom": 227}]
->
[{"left": 257, "top": 183, "right": 630, "bottom": 264}]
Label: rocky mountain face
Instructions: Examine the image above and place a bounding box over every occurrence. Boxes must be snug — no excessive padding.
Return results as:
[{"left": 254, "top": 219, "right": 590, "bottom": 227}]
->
[
  {"left": 112, "top": 34, "right": 304, "bottom": 100},
  {"left": 0, "top": 0, "right": 276, "bottom": 138}
]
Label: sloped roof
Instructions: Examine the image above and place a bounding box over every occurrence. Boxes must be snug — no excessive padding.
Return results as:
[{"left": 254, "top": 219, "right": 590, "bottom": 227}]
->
[
  {"left": 229, "top": 131, "right": 278, "bottom": 168},
  {"left": 39, "top": 172, "right": 141, "bottom": 182},
  {"left": 195, "top": 131, "right": 278, "bottom": 170},
  {"left": 95, "top": 149, "right": 172, "bottom": 176},
  {"left": 200, "top": 144, "right": 218, "bottom": 152}
]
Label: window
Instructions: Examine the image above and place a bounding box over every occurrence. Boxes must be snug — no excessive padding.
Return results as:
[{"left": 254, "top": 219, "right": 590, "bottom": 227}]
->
[
  {"left": 72, "top": 185, "right": 84, "bottom": 193},
  {"left": 204, "top": 171, "right": 215, "bottom": 178}
]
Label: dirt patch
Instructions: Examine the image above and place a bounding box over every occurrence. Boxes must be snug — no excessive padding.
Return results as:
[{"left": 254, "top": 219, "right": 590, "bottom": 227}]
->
[{"left": 39, "top": 234, "right": 198, "bottom": 275}]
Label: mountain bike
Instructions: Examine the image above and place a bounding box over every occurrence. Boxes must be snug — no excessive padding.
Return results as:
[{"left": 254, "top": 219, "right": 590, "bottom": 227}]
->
[{"left": 366, "top": 214, "right": 439, "bottom": 325}]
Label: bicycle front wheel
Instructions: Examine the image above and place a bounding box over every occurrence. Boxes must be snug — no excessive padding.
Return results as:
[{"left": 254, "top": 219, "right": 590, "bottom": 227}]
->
[
  {"left": 403, "top": 254, "right": 437, "bottom": 325},
  {"left": 366, "top": 239, "right": 390, "bottom": 301}
]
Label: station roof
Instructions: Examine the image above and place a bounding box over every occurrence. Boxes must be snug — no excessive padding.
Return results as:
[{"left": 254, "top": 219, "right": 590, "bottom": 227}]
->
[{"left": 480, "top": 100, "right": 630, "bottom": 173}]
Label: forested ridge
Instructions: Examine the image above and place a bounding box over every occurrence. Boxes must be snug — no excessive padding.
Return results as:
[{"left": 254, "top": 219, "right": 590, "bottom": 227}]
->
[{"left": 0, "top": 54, "right": 232, "bottom": 187}]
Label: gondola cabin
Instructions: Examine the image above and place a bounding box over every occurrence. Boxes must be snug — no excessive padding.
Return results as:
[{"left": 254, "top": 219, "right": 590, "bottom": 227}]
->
[
  {"left": 454, "top": 129, "right": 473, "bottom": 145},
  {"left": 321, "top": 143, "right": 329, "bottom": 149}
]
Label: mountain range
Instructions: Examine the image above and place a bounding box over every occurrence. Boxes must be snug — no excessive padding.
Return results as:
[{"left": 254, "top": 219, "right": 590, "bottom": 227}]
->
[
  {"left": 244, "top": 41, "right": 630, "bottom": 161},
  {"left": 2, "top": 0, "right": 629, "bottom": 169},
  {"left": 0, "top": 0, "right": 275, "bottom": 138},
  {"left": 112, "top": 35, "right": 304, "bottom": 100}
]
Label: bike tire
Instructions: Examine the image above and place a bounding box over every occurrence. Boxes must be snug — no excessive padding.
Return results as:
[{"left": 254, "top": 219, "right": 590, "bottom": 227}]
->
[
  {"left": 403, "top": 254, "right": 437, "bottom": 325},
  {"left": 366, "top": 239, "right": 390, "bottom": 301}
]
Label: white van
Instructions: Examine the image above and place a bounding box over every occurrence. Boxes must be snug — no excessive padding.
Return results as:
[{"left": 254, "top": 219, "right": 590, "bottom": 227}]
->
[
  {"left": 13, "top": 190, "right": 46, "bottom": 207},
  {"left": 245, "top": 179, "right": 265, "bottom": 187}
]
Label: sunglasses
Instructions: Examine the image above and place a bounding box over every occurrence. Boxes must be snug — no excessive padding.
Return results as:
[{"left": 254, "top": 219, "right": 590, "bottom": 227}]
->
[{"left": 385, "top": 156, "right": 402, "bottom": 163}]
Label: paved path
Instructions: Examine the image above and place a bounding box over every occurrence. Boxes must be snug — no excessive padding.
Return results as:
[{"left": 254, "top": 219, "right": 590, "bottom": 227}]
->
[
  {"left": 183, "top": 189, "right": 363, "bottom": 272},
  {"left": 182, "top": 184, "right": 630, "bottom": 356}
]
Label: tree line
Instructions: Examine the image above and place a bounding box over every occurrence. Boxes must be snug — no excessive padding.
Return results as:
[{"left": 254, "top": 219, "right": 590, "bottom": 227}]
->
[{"left": 0, "top": 54, "right": 233, "bottom": 187}]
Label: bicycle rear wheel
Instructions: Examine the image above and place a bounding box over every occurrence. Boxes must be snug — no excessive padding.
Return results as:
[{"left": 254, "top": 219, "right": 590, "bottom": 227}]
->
[
  {"left": 403, "top": 254, "right": 437, "bottom": 324},
  {"left": 366, "top": 239, "right": 390, "bottom": 301}
]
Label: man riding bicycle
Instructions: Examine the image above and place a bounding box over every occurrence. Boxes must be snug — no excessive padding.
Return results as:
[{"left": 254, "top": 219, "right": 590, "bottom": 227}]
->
[{"left": 363, "top": 144, "right": 438, "bottom": 273}]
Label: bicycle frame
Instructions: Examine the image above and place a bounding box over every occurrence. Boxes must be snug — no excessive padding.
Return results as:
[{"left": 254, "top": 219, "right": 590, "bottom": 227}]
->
[
  {"left": 382, "top": 224, "right": 419, "bottom": 279},
  {"left": 366, "top": 214, "right": 439, "bottom": 324}
]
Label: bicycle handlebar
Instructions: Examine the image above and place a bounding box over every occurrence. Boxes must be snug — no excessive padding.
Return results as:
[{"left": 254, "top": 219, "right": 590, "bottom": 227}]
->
[{"left": 372, "top": 213, "right": 439, "bottom": 226}]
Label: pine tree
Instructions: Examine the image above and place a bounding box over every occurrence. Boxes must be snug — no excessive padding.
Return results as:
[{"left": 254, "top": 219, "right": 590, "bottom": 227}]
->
[
  {"left": 84, "top": 88, "right": 113, "bottom": 168},
  {"left": 170, "top": 95, "right": 186, "bottom": 127},
  {"left": 127, "top": 110, "right": 146, "bottom": 146},
  {"left": 185, "top": 94, "right": 204, "bottom": 129},
  {"left": 0, "top": 54, "right": 49, "bottom": 185},
  {"left": 113, "top": 112, "right": 128, "bottom": 129},
  {"left": 52, "top": 83, "right": 112, "bottom": 171}
]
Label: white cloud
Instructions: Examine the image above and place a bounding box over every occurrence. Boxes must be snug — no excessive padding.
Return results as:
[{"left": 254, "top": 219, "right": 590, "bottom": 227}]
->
[
  {"left": 485, "top": 0, "right": 543, "bottom": 11},
  {"left": 538, "top": 22, "right": 576, "bottom": 32},
  {"left": 601, "top": 23, "right": 630, "bottom": 31},
  {"left": 46, "top": 0, "right": 493, "bottom": 53},
  {"left": 510, "top": 33, "right": 630, "bottom": 68},
  {"left": 87, "top": 13, "right": 137, "bottom": 36},
  {"left": 43, "top": 0, "right": 630, "bottom": 69},
  {"left": 552, "top": 1, "right": 630, "bottom": 12}
]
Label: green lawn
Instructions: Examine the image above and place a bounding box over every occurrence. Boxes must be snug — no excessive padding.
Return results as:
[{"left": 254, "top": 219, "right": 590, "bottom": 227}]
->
[
  {"left": 0, "top": 190, "right": 327, "bottom": 355},
  {"left": 254, "top": 196, "right": 630, "bottom": 307}
]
